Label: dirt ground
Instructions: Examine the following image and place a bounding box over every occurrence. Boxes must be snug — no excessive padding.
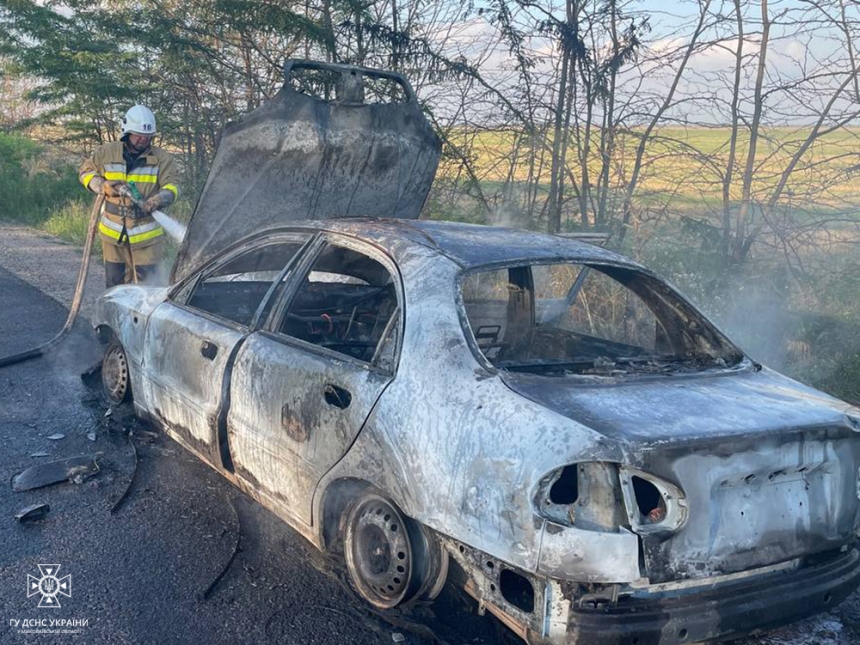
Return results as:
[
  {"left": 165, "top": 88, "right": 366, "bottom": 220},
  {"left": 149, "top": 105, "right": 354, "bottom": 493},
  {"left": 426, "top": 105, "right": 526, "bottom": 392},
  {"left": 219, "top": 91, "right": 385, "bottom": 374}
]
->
[{"left": 0, "top": 222, "right": 858, "bottom": 644}]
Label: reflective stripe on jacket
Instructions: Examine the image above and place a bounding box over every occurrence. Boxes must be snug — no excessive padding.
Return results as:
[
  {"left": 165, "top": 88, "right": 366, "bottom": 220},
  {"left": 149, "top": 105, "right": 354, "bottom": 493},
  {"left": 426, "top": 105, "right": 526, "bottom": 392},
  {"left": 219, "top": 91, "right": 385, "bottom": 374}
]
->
[
  {"left": 98, "top": 217, "right": 165, "bottom": 245},
  {"left": 78, "top": 141, "right": 180, "bottom": 247}
]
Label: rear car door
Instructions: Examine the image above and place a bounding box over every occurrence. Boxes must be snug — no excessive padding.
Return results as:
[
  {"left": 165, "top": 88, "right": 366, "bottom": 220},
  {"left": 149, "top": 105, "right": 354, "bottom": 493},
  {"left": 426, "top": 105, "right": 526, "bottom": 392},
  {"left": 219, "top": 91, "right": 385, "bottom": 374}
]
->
[
  {"left": 226, "top": 236, "right": 402, "bottom": 526},
  {"left": 142, "top": 234, "right": 312, "bottom": 465}
]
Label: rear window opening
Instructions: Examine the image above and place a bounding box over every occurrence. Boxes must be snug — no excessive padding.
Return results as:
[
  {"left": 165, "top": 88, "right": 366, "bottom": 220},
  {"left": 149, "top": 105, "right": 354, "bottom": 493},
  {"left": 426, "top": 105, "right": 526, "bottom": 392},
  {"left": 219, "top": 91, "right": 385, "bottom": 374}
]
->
[
  {"left": 632, "top": 476, "right": 666, "bottom": 523},
  {"left": 499, "top": 569, "right": 535, "bottom": 613},
  {"left": 460, "top": 262, "right": 742, "bottom": 377},
  {"left": 549, "top": 465, "right": 579, "bottom": 504}
]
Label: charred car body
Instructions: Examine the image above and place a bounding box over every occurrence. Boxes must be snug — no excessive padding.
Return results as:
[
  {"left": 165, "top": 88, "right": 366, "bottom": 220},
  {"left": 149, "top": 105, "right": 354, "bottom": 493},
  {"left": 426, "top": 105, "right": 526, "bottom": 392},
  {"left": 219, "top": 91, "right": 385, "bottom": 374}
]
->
[{"left": 94, "top": 61, "right": 860, "bottom": 644}]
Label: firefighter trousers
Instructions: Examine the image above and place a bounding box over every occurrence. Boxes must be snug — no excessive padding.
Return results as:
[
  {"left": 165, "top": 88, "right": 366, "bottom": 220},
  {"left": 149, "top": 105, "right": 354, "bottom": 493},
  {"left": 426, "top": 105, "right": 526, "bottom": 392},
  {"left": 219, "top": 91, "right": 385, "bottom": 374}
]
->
[{"left": 102, "top": 236, "right": 164, "bottom": 288}]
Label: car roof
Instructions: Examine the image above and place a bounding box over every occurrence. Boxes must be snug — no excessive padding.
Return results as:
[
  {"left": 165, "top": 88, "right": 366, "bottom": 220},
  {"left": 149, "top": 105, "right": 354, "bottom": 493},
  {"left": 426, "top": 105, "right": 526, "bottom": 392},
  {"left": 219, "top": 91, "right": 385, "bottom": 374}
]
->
[{"left": 264, "top": 218, "right": 638, "bottom": 269}]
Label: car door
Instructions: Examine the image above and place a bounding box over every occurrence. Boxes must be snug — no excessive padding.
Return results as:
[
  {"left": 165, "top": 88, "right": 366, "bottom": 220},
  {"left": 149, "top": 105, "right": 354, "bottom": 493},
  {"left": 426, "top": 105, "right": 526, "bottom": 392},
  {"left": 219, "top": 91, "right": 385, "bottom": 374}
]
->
[
  {"left": 142, "top": 234, "right": 312, "bottom": 465},
  {"left": 226, "top": 236, "right": 402, "bottom": 526}
]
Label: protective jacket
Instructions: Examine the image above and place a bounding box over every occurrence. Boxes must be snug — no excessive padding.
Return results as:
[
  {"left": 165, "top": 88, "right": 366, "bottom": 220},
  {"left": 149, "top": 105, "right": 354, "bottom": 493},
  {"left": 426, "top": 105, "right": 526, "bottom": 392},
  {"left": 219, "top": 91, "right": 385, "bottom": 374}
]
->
[{"left": 78, "top": 141, "right": 180, "bottom": 248}]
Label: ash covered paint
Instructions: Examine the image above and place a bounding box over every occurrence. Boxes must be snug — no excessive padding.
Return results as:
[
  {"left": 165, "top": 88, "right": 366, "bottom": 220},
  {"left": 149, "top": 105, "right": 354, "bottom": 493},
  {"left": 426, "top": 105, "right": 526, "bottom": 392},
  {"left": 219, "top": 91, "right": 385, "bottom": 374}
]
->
[
  {"left": 99, "top": 220, "right": 860, "bottom": 643},
  {"left": 91, "top": 60, "right": 860, "bottom": 645},
  {"left": 94, "top": 217, "right": 860, "bottom": 644}
]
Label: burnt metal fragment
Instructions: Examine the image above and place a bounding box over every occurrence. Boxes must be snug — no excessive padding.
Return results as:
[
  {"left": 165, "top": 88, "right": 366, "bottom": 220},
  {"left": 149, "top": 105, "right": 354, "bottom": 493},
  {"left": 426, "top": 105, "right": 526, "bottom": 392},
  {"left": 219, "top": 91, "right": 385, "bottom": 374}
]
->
[
  {"left": 79, "top": 360, "right": 102, "bottom": 391},
  {"left": 110, "top": 433, "right": 138, "bottom": 515},
  {"left": 11, "top": 455, "right": 100, "bottom": 492},
  {"left": 200, "top": 497, "right": 241, "bottom": 601},
  {"left": 15, "top": 503, "right": 50, "bottom": 522}
]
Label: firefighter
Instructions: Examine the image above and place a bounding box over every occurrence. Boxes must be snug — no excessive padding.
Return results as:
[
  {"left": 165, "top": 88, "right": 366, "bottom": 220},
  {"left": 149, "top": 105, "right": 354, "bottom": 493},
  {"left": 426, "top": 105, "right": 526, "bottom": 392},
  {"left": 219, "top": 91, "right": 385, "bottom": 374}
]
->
[{"left": 78, "top": 105, "right": 180, "bottom": 287}]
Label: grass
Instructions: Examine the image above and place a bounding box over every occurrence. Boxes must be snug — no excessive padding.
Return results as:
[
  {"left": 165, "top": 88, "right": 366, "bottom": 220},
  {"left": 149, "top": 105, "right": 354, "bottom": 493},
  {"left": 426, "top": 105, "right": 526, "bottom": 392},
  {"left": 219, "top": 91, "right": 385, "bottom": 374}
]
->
[
  {"left": 42, "top": 200, "right": 101, "bottom": 249},
  {"left": 436, "top": 125, "right": 860, "bottom": 216},
  {"left": 0, "top": 135, "right": 83, "bottom": 222},
  {"left": 1, "top": 131, "right": 857, "bottom": 403}
]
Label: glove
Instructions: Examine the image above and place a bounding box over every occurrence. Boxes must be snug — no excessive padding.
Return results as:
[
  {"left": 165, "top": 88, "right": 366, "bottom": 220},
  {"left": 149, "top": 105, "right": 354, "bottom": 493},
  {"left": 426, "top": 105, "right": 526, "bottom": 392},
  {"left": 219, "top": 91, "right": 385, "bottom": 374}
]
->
[
  {"left": 103, "top": 180, "right": 125, "bottom": 198},
  {"left": 141, "top": 194, "right": 164, "bottom": 214}
]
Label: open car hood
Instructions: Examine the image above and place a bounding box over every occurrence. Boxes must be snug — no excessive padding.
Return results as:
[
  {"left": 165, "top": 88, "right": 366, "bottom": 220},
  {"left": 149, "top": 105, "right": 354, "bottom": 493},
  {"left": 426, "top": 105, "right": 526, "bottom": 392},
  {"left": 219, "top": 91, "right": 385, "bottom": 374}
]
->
[{"left": 171, "top": 60, "right": 441, "bottom": 283}]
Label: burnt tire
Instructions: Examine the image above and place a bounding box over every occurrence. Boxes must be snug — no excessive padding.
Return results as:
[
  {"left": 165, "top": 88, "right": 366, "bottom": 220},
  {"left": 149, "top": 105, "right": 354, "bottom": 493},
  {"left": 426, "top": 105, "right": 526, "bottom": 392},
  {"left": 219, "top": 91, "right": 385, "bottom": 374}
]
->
[
  {"left": 101, "top": 340, "right": 132, "bottom": 406},
  {"left": 342, "top": 491, "right": 448, "bottom": 610}
]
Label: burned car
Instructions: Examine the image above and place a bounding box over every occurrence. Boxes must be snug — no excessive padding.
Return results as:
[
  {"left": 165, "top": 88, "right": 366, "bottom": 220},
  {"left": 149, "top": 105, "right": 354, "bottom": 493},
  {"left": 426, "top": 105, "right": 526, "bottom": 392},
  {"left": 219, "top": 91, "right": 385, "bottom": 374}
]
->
[{"left": 93, "top": 62, "right": 860, "bottom": 645}]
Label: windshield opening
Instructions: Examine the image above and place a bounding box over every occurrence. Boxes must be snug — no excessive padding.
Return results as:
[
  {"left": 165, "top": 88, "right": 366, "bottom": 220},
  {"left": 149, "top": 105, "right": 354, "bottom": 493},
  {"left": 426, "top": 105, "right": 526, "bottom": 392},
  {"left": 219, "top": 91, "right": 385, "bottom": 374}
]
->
[{"left": 460, "top": 262, "right": 743, "bottom": 376}]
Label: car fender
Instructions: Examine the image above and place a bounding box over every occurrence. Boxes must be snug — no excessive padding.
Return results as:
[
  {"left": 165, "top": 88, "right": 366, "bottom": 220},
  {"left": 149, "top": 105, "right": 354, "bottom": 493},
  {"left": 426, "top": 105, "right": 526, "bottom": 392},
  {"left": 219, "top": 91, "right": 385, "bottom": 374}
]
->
[{"left": 94, "top": 285, "right": 168, "bottom": 412}]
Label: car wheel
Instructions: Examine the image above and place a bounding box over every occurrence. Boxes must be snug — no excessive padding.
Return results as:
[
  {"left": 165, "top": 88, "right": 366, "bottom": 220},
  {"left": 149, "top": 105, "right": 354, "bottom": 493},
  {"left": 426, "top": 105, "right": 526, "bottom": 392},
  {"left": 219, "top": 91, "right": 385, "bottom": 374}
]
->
[
  {"left": 342, "top": 492, "right": 448, "bottom": 609},
  {"left": 101, "top": 340, "right": 131, "bottom": 405}
]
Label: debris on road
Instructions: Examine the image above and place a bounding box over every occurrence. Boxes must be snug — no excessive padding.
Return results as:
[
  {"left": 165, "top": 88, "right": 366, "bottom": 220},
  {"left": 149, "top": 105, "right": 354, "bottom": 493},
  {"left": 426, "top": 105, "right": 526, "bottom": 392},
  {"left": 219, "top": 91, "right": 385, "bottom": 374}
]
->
[
  {"left": 68, "top": 463, "right": 96, "bottom": 484},
  {"left": 200, "top": 497, "right": 241, "bottom": 601},
  {"left": 12, "top": 454, "right": 100, "bottom": 492},
  {"left": 392, "top": 633, "right": 406, "bottom": 643},
  {"left": 136, "top": 430, "right": 159, "bottom": 444},
  {"left": 46, "top": 433, "right": 65, "bottom": 440},
  {"left": 80, "top": 360, "right": 101, "bottom": 389},
  {"left": 15, "top": 503, "right": 50, "bottom": 522},
  {"left": 110, "top": 433, "right": 138, "bottom": 515},
  {"left": 29, "top": 452, "right": 49, "bottom": 458},
  {"left": 87, "top": 431, "right": 96, "bottom": 442}
]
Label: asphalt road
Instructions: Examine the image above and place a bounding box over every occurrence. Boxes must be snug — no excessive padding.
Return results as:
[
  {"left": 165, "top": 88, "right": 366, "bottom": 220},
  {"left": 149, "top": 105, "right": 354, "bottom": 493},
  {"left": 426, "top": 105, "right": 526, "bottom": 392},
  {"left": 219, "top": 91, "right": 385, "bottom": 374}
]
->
[
  {"left": 0, "top": 265, "right": 516, "bottom": 645},
  {"left": 1, "top": 250, "right": 859, "bottom": 645}
]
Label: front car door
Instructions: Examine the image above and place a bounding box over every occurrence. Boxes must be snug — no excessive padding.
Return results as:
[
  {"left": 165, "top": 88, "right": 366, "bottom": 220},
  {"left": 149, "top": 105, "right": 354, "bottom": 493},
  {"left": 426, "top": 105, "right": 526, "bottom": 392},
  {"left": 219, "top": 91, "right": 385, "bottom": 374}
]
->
[
  {"left": 142, "top": 234, "right": 312, "bottom": 465},
  {"left": 226, "top": 235, "right": 402, "bottom": 526}
]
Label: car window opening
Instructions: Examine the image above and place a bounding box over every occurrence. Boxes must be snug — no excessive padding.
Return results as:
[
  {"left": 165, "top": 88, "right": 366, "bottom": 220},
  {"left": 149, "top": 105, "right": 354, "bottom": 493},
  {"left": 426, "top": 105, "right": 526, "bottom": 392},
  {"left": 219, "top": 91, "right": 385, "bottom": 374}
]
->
[
  {"left": 280, "top": 244, "right": 398, "bottom": 365},
  {"left": 186, "top": 241, "right": 306, "bottom": 326},
  {"left": 461, "top": 262, "right": 742, "bottom": 377}
]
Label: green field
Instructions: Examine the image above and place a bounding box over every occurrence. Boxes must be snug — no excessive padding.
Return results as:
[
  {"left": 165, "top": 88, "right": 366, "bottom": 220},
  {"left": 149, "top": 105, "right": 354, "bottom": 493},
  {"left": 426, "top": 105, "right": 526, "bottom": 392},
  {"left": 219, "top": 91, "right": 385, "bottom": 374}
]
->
[{"left": 435, "top": 125, "right": 860, "bottom": 217}]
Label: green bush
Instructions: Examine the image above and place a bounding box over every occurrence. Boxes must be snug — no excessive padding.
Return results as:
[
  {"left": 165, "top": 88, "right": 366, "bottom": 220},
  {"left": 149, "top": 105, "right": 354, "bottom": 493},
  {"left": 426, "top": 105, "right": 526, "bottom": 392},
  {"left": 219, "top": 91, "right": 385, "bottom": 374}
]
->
[
  {"left": 0, "top": 133, "right": 82, "bottom": 226},
  {"left": 42, "top": 198, "right": 100, "bottom": 250}
]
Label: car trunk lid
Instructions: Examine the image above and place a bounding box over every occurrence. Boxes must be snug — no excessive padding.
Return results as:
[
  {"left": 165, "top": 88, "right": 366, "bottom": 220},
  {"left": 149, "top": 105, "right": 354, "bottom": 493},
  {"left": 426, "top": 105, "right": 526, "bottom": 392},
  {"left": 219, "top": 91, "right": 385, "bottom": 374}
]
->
[
  {"left": 501, "top": 367, "right": 857, "bottom": 446},
  {"left": 502, "top": 368, "right": 860, "bottom": 582},
  {"left": 636, "top": 428, "right": 860, "bottom": 582}
]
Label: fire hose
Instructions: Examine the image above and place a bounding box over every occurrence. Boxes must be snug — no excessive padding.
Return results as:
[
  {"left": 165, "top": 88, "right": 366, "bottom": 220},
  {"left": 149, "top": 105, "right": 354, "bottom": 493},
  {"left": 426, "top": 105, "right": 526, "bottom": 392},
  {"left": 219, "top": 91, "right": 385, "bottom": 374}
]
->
[{"left": 0, "top": 193, "right": 104, "bottom": 368}]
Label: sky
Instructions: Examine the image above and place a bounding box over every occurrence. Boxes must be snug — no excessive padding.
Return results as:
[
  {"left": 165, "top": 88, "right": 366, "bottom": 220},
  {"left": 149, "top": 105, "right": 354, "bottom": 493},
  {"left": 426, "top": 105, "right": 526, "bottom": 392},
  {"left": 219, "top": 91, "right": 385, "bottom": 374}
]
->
[{"left": 422, "top": 0, "right": 860, "bottom": 126}]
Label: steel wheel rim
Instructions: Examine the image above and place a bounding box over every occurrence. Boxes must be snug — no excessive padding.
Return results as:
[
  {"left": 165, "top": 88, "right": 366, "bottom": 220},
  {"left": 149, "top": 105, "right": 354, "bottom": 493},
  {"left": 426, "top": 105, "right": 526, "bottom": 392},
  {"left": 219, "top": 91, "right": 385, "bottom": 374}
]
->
[
  {"left": 102, "top": 344, "right": 129, "bottom": 403},
  {"left": 346, "top": 496, "right": 412, "bottom": 608}
]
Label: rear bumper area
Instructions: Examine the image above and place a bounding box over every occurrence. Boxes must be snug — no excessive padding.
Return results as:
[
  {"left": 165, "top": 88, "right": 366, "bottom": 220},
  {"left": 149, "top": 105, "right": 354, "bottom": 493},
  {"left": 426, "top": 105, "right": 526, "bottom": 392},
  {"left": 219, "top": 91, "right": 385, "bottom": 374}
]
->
[{"left": 561, "top": 548, "right": 860, "bottom": 645}]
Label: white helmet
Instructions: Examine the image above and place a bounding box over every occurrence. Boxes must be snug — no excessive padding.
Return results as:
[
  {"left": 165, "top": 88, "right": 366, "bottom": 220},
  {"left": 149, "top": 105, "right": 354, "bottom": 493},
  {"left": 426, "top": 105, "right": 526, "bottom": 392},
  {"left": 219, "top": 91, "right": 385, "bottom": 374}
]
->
[{"left": 121, "top": 105, "right": 157, "bottom": 137}]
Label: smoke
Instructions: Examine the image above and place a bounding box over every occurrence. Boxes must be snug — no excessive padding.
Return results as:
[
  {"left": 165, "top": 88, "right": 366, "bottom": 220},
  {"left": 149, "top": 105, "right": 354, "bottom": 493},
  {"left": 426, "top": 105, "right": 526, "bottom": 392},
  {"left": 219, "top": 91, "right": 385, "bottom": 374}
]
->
[
  {"left": 485, "top": 187, "right": 534, "bottom": 231},
  {"left": 686, "top": 262, "right": 860, "bottom": 402},
  {"left": 704, "top": 279, "right": 796, "bottom": 371}
]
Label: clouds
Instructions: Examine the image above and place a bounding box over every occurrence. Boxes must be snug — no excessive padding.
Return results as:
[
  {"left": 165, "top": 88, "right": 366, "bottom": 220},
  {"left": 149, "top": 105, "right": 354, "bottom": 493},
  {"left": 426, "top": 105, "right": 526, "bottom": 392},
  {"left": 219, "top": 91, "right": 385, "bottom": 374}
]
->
[{"left": 414, "top": 0, "right": 859, "bottom": 125}]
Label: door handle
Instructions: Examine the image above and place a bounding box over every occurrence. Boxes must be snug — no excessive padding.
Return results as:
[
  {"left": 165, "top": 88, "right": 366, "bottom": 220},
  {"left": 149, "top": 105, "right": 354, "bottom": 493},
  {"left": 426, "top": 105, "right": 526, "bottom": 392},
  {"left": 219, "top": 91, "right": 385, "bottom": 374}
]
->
[
  {"left": 201, "top": 340, "right": 219, "bottom": 360},
  {"left": 324, "top": 384, "right": 352, "bottom": 409}
]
